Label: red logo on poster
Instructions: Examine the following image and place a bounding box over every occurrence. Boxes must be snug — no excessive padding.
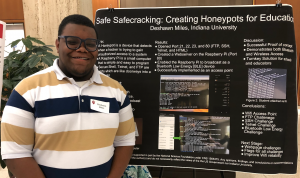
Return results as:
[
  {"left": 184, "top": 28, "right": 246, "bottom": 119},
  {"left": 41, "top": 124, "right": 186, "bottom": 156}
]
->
[
  {"left": 0, "top": 24, "right": 3, "bottom": 39},
  {"left": 92, "top": 100, "right": 95, "bottom": 104}
]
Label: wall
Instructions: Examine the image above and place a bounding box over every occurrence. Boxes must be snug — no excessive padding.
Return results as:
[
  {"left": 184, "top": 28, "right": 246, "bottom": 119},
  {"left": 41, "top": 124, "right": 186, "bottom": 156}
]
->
[
  {"left": 22, "top": 0, "right": 93, "bottom": 53},
  {"left": 121, "top": 0, "right": 253, "bottom": 7},
  {"left": 92, "top": 0, "right": 119, "bottom": 22},
  {"left": 0, "top": 0, "right": 24, "bottom": 23}
]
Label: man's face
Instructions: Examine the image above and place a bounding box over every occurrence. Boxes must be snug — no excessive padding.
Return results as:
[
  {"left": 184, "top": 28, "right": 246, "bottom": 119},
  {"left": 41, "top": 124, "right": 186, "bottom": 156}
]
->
[{"left": 55, "top": 23, "right": 98, "bottom": 80}]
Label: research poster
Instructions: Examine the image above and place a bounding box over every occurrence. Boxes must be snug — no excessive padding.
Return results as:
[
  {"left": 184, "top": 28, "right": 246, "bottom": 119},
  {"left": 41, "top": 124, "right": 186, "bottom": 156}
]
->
[
  {"left": 95, "top": 5, "right": 298, "bottom": 174},
  {"left": 0, "top": 21, "right": 6, "bottom": 110}
]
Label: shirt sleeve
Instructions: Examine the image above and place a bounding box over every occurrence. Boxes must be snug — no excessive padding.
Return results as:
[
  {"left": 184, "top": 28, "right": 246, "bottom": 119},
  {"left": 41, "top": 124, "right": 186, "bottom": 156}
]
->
[
  {"left": 1, "top": 89, "right": 35, "bottom": 159},
  {"left": 113, "top": 89, "right": 135, "bottom": 147}
]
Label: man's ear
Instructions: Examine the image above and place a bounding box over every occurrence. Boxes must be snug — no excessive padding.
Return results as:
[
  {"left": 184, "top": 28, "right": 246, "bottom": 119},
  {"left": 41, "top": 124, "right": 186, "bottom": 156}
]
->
[{"left": 55, "top": 38, "right": 60, "bottom": 54}]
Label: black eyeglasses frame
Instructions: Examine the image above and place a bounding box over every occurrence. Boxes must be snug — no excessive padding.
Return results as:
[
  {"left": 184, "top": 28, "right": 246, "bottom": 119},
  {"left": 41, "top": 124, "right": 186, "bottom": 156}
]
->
[{"left": 58, "top": 36, "right": 99, "bottom": 52}]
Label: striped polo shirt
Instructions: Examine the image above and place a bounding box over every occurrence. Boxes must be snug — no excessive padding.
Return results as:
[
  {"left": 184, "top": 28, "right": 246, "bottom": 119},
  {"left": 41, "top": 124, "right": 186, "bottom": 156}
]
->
[{"left": 1, "top": 59, "right": 135, "bottom": 178}]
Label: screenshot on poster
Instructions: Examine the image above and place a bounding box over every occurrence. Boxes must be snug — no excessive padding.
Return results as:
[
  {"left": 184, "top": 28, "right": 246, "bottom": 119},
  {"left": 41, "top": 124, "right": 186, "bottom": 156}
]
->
[{"left": 160, "top": 75, "right": 209, "bottom": 112}]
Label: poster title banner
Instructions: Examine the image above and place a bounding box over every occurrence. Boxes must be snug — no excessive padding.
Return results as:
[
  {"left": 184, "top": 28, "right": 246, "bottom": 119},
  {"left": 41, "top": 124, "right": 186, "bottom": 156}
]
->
[{"left": 96, "top": 14, "right": 294, "bottom": 25}]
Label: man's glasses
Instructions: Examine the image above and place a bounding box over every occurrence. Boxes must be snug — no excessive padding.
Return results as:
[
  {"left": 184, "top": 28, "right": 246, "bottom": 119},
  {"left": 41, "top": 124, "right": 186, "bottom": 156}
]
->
[{"left": 58, "top": 36, "right": 98, "bottom": 52}]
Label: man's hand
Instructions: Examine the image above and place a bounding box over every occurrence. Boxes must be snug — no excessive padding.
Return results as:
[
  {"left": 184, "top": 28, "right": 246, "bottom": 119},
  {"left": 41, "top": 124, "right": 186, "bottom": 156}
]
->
[
  {"left": 5, "top": 157, "right": 45, "bottom": 178},
  {"left": 107, "top": 146, "right": 134, "bottom": 178}
]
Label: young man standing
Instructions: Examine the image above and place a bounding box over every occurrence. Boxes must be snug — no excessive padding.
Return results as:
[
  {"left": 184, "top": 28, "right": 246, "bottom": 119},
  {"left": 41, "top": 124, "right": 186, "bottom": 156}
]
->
[{"left": 1, "top": 14, "right": 135, "bottom": 178}]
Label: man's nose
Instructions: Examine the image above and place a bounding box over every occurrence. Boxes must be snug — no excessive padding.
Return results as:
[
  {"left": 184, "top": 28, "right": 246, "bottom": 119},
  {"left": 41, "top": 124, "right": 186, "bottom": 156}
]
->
[{"left": 76, "top": 41, "right": 88, "bottom": 52}]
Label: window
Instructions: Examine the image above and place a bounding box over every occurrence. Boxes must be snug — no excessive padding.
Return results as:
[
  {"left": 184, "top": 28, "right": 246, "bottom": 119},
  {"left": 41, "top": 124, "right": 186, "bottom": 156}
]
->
[{"left": 4, "top": 23, "right": 25, "bottom": 57}]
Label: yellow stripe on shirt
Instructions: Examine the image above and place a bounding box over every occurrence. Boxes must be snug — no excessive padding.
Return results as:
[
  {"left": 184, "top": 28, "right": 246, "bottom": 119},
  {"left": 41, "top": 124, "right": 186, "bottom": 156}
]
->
[
  {"left": 116, "top": 117, "right": 135, "bottom": 136},
  {"left": 1, "top": 123, "right": 34, "bottom": 145},
  {"left": 15, "top": 71, "right": 70, "bottom": 95},
  {"left": 34, "top": 128, "right": 118, "bottom": 151}
]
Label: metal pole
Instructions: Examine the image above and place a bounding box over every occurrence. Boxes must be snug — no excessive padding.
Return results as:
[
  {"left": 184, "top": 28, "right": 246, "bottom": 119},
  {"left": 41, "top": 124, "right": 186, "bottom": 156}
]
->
[
  {"left": 159, "top": 167, "right": 164, "bottom": 178},
  {"left": 220, "top": 171, "right": 225, "bottom": 178},
  {"left": 193, "top": 169, "right": 196, "bottom": 178}
]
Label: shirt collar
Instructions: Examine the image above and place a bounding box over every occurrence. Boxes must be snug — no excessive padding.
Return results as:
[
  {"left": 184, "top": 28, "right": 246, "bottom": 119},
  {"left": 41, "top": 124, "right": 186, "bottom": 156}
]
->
[{"left": 53, "top": 58, "right": 103, "bottom": 84}]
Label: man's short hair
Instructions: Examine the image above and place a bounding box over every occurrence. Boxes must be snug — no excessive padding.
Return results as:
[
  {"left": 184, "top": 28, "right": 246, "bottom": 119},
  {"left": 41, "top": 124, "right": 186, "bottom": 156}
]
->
[{"left": 58, "top": 14, "right": 98, "bottom": 38}]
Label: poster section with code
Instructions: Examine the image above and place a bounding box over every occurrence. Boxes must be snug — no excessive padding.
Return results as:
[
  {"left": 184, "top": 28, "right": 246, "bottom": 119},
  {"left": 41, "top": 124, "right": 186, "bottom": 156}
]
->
[{"left": 95, "top": 5, "right": 298, "bottom": 174}]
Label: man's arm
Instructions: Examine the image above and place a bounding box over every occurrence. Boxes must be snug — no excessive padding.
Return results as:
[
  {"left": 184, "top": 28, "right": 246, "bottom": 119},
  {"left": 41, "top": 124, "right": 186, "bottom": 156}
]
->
[
  {"left": 1, "top": 87, "right": 39, "bottom": 178},
  {"left": 5, "top": 157, "right": 45, "bottom": 178},
  {"left": 107, "top": 146, "right": 134, "bottom": 178}
]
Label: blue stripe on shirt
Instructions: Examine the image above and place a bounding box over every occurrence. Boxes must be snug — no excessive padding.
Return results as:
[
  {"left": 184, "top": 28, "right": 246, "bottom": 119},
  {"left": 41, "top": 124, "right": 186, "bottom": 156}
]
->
[
  {"left": 7, "top": 90, "right": 34, "bottom": 113},
  {"left": 39, "top": 156, "right": 113, "bottom": 178},
  {"left": 34, "top": 96, "right": 79, "bottom": 118},
  {"left": 34, "top": 96, "right": 121, "bottom": 118},
  {"left": 120, "top": 94, "right": 130, "bottom": 109}
]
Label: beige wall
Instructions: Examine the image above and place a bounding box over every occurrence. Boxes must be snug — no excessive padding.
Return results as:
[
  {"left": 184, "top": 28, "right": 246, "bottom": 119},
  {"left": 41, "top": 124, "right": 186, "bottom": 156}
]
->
[
  {"left": 22, "top": 0, "right": 93, "bottom": 54},
  {"left": 121, "top": 0, "right": 253, "bottom": 7}
]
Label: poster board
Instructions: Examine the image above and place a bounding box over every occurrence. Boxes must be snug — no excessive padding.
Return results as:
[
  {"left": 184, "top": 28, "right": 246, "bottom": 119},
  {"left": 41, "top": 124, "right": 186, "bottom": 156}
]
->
[
  {"left": 0, "top": 21, "right": 6, "bottom": 111},
  {"left": 95, "top": 5, "right": 298, "bottom": 174}
]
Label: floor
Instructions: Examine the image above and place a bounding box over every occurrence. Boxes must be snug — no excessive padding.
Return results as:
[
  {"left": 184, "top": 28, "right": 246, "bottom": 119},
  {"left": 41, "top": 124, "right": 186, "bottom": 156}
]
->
[{"left": 0, "top": 113, "right": 299, "bottom": 178}]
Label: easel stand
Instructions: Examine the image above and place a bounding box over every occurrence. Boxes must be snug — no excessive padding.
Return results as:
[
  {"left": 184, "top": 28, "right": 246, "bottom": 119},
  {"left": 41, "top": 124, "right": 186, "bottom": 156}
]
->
[{"left": 159, "top": 167, "right": 225, "bottom": 178}]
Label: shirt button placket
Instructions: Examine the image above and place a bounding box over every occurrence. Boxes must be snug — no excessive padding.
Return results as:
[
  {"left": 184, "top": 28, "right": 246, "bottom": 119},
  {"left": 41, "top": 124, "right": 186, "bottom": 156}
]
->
[{"left": 78, "top": 87, "right": 81, "bottom": 111}]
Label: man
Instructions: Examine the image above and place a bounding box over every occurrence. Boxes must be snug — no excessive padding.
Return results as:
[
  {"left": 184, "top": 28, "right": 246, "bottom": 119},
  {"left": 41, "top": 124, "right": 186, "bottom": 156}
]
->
[{"left": 1, "top": 14, "right": 135, "bottom": 178}]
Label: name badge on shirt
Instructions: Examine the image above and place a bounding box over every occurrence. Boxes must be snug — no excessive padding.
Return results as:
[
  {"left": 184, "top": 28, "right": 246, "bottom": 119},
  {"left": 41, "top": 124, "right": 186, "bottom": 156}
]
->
[{"left": 90, "top": 99, "right": 110, "bottom": 113}]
